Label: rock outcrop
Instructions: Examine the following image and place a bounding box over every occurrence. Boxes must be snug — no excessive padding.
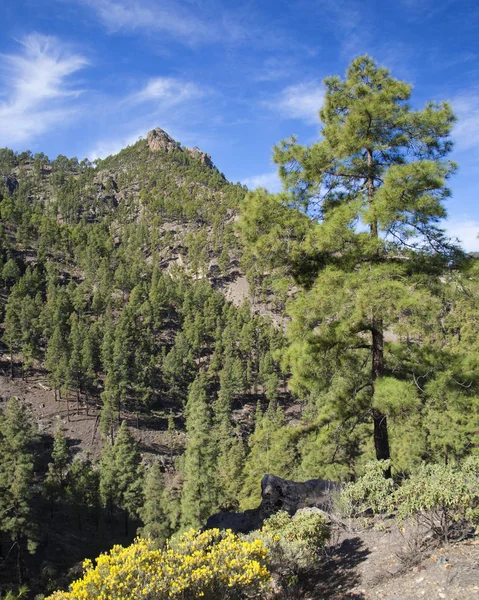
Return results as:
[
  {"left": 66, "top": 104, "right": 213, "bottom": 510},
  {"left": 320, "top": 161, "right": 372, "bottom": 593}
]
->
[
  {"left": 147, "top": 128, "right": 180, "bottom": 153},
  {"left": 205, "top": 474, "right": 342, "bottom": 533},
  {"left": 186, "top": 146, "right": 214, "bottom": 168},
  {"left": 2, "top": 174, "right": 18, "bottom": 194},
  {"left": 146, "top": 128, "right": 215, "bottom": 169}
]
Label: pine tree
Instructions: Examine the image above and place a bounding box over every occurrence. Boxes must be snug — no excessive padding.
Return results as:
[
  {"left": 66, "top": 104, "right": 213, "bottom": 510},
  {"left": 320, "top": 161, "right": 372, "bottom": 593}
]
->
[
  {"left": 81, "top": 327, "right": 97, "bottom": 414},
  {"left": 0, "top": 398, "right": 37, "bottom": 582},
  {"left": 100, "top": 422, "right": 143, "bottom": 534},
  {"left": 3, "top": 258, "right": 20, "bottom": 287},
  {"left": 45, "top": 324, "right": 70, "bottom": 403},
  {"left": 180, "top": 374, "right": 216, "bottom": 529},
  {"left": 241, "top": 402, "right": 295, "bottom": 509},
  {"left": 68, "top": 314, "right": 85, "bottom": 415},
  {"left": 139, "top": 461, "right": 169, "bottom": 543},
  {"left": 99, "top": 440, "right": 117, "bottom": 522},
  {"left": 239, "top": 55, "right": 458, "bottom": 476},
  {"left": 45, "top": 420, "right": 70, "bottom": 508},
  {"left": 114, "top": 421, "right": 143, "bottom": 534},
  {"left": 66, "top": 457, "right": 100, "bottom": 532}
]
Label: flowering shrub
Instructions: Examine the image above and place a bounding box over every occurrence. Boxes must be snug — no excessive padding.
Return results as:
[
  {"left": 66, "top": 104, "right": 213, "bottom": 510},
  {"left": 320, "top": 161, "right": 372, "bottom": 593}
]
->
[{"left": 46, "top": 529, "right": 270, "bottom": 600}]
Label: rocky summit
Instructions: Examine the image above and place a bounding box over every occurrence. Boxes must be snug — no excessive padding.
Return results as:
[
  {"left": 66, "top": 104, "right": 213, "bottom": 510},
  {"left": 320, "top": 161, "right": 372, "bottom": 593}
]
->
[{"left": 146, "top": 127, "right": 215, "bottom": 168}]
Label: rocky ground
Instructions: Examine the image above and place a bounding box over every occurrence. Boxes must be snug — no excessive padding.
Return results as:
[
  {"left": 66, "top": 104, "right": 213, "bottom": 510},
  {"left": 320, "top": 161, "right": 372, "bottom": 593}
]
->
[{"left": 310, "top": 523, "right": 479, "bottom": 600}]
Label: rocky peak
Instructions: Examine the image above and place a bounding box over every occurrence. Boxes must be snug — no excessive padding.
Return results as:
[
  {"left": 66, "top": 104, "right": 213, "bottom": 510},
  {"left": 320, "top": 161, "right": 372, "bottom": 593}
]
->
[
  {"left": 146, "top": 128, "right": 180, "bottom": 153},
  {"left": 146, "top": 127, "right": 215, "bottom": 169}
]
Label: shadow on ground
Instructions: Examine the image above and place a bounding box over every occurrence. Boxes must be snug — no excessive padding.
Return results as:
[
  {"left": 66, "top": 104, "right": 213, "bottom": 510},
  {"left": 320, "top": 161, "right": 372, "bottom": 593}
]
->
[{"left": 312, "top": 536, "right": 370, "bottom": 599}]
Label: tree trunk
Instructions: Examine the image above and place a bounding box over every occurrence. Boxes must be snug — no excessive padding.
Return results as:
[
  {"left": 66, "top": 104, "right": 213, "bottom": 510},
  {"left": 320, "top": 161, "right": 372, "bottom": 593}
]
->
[
  {"left": 16, "top": 537, "right": 23, "bottom": 584},
  {"left": 372, "top": 319, "right": 391, "bottom": 476},
  {"left": 368, "top": 147, "right": 391, "bottom": 477}
]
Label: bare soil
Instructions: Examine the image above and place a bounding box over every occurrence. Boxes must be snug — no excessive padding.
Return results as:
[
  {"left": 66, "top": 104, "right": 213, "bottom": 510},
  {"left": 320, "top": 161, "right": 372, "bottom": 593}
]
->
[
  {"left": 310, "top": 523, "right": 479, "bottom": 600},
  {"left": 0, "top": 371, "right": 183, "bottom": 465}
]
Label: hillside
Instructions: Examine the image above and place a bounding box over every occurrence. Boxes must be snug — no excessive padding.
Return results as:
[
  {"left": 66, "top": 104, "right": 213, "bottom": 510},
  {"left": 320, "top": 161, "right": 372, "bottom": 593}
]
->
[{"left": 0, "top": 127, "right": 299, "bottom": 596}]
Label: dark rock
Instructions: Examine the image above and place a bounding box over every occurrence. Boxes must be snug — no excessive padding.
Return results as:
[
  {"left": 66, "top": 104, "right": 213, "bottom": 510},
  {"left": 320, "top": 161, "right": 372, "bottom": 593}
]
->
[
  {"left": 206, "top": 508, "right": 263, "bottom": 533},
  {"left": 261, "top": 473, "right": 342, "bottom": 514},
  {"left": 3, "top": 175, "right": 18, "bottom": 194},
  {"left": 205, "top": 474, "right": 342, "bottom": 533}
]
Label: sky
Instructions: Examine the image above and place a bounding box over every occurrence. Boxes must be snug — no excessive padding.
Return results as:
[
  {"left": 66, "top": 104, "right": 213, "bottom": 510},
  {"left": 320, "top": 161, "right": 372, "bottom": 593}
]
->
[{"left": 0, "top": 0, "right": 478, "bottom": 249}]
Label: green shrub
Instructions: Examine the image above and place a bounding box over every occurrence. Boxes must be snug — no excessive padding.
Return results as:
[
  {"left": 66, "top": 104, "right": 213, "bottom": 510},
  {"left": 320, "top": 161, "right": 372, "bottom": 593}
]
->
[
  {"left": 394, "top": 456, "right": 479, "bottom": 542},
  {"left": 246, "top": 509, "right": 330, "bottom": 583},
  {"left": 339, "top": 460, "right": 394, "bottom": 517}
]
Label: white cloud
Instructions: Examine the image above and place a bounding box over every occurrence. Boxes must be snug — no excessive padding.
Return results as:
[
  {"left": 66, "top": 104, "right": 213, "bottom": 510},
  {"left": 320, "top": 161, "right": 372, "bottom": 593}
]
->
[
  {"left": 446, "top": 219, "right": 479, "bottom": 252},
  {"left": 0, "top": 33, "right": 87, "bottom": 147},
  {"left": 242, "top": 171, "right": 282, "bottom": 193},
  {"left": 130, "top": 77, "right": 205, "bottom": 106},
  {"left": 77, "top": 0, "right": 216, "bottom": 44},
  {"left": 266, "top": 82, "right": 324, "bottom": 124},
  {"left": 452, "top": 92, "right": 479, "bottom": 153}
]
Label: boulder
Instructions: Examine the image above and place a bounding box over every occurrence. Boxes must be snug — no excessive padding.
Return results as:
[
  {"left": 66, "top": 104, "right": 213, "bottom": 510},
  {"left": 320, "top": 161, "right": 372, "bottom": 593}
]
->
[
  {"left": 261, "top": 474, "right": 342, "bottom": 514},
  {"left": 205, "top": 474, "right": 342, "bottom": 533}
]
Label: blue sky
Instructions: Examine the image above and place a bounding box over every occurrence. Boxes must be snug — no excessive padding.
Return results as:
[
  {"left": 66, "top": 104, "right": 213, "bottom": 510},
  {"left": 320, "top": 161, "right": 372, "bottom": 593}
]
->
[{"left": 1, "top": 0, "right": 478, "bottom": 249}]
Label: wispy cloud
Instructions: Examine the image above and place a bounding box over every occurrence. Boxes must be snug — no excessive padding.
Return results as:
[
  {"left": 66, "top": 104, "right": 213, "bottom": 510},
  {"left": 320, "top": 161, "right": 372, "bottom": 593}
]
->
[
  {"left": 81, "top": 0, "right": 209, "bottom": 39},
  {"left": 0, "top": 33, "right": 88, "bottom": 147},
  {"left": 446, "top": 218, "right": 479, "bottom": 252},
  {"left": 254, "top": 57, "right": 297, "bottom": 82},
  {"left": 310, "top": 0, "right": 365, "bottom": 58},
  {"left": 75, "top": 0, "right": 234, "bottom": 45},
  {"left": 129, "top": 77, "right": 205, "bottom": 105},
  {"left": 242, "top": 171, "right": 282, "bottom": 193},
  {"left": 452, "top": 91, "right": 479, "bottom": 153},
  {"left": 266, "top": 81, "right": 324, "bottom": 124},
  {"left": 399, "top": 0, "right": 453, "bottom": 21}
]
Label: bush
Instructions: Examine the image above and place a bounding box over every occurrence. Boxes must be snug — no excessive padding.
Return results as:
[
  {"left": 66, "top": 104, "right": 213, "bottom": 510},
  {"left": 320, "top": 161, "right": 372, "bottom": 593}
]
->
[
  {"left": 339, "top": 460, "right": 394, "bottom": 518},
  {"left": 46, "top": 529, "right": 270, "bottom": 600},
  {"left": 394, "top": 456, "right": 479, "bottom": 542},
  {"left": 247, "top": 509, "right": 330, "bottom": 582}
]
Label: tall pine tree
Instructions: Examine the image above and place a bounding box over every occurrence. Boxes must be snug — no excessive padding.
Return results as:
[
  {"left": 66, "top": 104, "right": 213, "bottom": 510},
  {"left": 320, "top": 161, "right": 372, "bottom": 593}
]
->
[
  {"left": 180, "top": 374, "right": 216, "bottom": 529},
  {"left": 239, "top": 55, "right": 458, "bottom": 476}
]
